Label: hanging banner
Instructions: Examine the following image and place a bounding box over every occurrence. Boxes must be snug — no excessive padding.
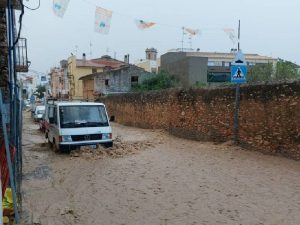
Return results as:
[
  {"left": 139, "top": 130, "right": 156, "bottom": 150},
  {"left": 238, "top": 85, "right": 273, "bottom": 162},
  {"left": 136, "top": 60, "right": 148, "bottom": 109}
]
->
[
  {"left": 94, "top": 7, "right": 113, "bottom": 34},
  {"left": 224, "top": 28, "right": 237, "bottom": 44},
  {"left": 53, "top": 0, "right": 70, "bottom": 18},
  {"left": 135, "top": 19, "right": 156, "bottom": 30},
  {"left": 184, "top": 27, "right": 200, "bottom": 36}
]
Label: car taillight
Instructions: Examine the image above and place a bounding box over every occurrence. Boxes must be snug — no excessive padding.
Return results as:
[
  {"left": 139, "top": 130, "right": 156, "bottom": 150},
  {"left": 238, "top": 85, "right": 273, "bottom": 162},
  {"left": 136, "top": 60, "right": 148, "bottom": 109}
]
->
[
  {"left": 109, "top": 133, "right": 112, "bottom": 139},
  {"left": 59, "top": 136, "right": 62, "bottom": 142}
]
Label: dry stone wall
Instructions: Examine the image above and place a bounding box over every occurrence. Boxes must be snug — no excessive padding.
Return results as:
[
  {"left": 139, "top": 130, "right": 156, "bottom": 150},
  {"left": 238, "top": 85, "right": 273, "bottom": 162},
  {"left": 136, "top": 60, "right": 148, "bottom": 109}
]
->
[{"left": 99, "top": 81, "right": 300, "bottom": 160}]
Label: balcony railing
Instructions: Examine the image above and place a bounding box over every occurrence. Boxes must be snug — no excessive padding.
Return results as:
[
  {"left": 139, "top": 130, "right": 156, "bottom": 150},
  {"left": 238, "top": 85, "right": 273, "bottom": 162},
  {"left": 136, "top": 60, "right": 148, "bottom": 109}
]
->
[{"left": 15, "top": 38, "right": 29, "bottom": 72}]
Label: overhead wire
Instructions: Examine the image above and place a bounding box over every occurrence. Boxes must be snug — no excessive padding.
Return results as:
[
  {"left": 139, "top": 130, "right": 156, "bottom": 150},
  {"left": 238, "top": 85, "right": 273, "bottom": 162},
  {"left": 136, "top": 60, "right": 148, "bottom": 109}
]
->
[
  {"left": 13, "top": 0, "right": 24, "bottom": 47},
  {"left": 24, "top": 0, "right": 41, "bottom": 11}
]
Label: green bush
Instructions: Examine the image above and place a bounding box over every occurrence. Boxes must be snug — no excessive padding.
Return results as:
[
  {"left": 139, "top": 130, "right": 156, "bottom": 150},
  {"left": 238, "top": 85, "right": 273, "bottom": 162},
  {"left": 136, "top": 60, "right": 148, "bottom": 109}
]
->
[{"left": 132, "top": 71, "right": 178, "bottom": 92}]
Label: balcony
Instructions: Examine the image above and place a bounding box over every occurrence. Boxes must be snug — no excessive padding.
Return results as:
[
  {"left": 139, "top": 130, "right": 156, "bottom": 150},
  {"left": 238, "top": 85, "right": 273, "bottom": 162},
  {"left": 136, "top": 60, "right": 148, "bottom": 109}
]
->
[{"left": 16, "top": 38, "right": 29, "bottom": 72}]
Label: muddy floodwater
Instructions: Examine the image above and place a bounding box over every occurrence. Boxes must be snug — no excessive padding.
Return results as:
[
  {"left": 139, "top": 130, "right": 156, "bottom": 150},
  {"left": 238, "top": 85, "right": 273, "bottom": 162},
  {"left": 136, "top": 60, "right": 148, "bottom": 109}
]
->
[{"left": 21, "top": 112, "right": 300, "bottom": 225}]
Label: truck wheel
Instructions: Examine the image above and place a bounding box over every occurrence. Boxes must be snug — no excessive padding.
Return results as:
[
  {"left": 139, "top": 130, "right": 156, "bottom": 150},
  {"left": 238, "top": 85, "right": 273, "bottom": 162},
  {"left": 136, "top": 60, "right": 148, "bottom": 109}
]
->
[
  {"left": 52, "top": 140, "right": 60, "bottom": 153},
  {"left": 47, "top": 136, "right": 52, "bottom": 148}
]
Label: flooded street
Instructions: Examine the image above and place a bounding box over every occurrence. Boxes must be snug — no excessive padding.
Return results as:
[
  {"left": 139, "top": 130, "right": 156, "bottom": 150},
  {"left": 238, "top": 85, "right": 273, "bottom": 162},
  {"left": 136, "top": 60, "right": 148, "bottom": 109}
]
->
[{"left": 22, "top": 112, "right": 300, "bottom": 225}]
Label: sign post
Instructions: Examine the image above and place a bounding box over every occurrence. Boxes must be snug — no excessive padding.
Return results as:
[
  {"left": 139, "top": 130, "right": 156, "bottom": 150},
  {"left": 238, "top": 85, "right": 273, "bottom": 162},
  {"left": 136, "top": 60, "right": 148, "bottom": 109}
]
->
[
  {"left": 231, "top": 20, "right": 247, "bottom": 143},
  {"left": 231, "top": 50, "right": 247, "bottom": 143}
]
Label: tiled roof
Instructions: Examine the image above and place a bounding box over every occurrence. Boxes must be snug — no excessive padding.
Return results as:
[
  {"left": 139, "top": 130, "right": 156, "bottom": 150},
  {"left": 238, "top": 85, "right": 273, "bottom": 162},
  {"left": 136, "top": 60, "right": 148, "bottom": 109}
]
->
[{"left": 76, "top": 56, "right": 127, "bottom": 69}]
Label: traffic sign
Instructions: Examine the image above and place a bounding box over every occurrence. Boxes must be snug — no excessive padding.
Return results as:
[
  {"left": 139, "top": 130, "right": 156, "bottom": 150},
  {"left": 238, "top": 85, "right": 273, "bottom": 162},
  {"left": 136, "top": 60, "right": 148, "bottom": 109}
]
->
[
  {"left": 231, "top": 50, "right": 247, "bottom": 84},
  {"left": 30, "top": 95, "right": 35, "bottom": 103},
  {"left": 231, "top": 63, "right": 247, "bottom": 84}
]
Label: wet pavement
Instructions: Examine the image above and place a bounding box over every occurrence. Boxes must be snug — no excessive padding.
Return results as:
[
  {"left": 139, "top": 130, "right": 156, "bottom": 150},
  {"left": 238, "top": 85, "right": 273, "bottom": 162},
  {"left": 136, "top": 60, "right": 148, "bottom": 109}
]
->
[{"left": 21, "top": 112, "right": 300, "bottom": 225}]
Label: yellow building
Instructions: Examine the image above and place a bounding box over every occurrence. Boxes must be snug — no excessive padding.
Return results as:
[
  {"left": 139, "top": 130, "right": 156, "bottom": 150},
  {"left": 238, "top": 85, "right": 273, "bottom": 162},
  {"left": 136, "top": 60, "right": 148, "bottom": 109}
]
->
[{"left": 67, "top": 54, "right": 105, "bottom": 99}]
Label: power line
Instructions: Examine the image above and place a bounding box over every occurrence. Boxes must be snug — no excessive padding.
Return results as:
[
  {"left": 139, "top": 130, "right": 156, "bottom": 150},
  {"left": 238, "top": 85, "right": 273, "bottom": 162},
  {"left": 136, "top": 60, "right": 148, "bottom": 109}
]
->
[{"left": 24, "top": 0, "right": 41, "bottom": 11}]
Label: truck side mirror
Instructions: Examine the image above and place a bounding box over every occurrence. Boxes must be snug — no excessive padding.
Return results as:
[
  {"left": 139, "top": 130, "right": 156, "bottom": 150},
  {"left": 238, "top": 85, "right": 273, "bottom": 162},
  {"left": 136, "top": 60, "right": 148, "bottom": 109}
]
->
[{"left": 110, "top": 116, "right": 115, "bottom": 122}]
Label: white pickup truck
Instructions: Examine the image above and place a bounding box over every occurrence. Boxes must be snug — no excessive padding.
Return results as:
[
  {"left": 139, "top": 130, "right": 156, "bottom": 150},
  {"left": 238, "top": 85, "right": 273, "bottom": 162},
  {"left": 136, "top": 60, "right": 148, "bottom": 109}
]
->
[{"left": 45, "top": 101, "right": 113, "bottom": 152}]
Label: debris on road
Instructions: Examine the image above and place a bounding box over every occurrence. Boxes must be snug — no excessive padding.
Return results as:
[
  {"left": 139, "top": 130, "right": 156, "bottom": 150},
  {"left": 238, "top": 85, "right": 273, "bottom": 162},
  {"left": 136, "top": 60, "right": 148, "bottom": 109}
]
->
[{"left": 70, "top": 136, "right": 156, "bottom": 159}]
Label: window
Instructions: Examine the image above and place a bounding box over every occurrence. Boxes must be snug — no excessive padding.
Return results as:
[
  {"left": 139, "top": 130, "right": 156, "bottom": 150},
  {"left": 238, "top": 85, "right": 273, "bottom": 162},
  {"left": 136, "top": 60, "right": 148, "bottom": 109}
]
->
[
  {"left": 92, "top": 68, "right": 97, "bottom": 73},
  {"left": 105, "top": 79, "right": 109, "bottom": 86},
  {"left": 131, "top": 76, "right": 139, "bottom": 83},
  {"left": 59, "top": 105, "right": 109, "bottom": 128},
  {"left": 41, "top": 76, "right": 47, "bottom": 81},
  {"left": 208, "top": 61, "right": 222, "bottom": 66},
  {"left": 224, "top": 62, "right": 230, "bottom": 67}
]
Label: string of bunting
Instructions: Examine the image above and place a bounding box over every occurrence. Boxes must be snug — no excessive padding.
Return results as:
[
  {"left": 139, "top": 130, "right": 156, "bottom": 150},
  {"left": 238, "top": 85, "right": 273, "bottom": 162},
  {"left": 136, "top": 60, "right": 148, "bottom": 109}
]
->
[{"left": 52, "top": 0, "right": 237, "bottom": 43}]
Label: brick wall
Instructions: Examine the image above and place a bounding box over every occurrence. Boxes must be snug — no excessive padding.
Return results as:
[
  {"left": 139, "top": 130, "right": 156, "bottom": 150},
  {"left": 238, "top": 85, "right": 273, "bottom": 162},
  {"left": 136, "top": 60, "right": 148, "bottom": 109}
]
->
[{"left": 99, "top": 81, "right": 300, "bottom": 160}]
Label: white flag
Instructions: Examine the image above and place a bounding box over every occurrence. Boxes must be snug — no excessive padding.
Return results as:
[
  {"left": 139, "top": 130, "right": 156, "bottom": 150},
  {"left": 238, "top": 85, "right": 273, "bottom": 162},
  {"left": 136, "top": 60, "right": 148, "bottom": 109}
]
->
[
  {"left": 135, "top": 19, "right": 156, "bottom": 30},
  {"left": 94, "top": 7, "right": 113, "bottom": 34},
  {"left": 224, "top": 28, "right": 237, "bottom": 44},
  {"left": 184, "top": 27, "right": 200, "bottom": 36},
  {"left": 53, "top": 0, "right": 70, "bottom": 18}
]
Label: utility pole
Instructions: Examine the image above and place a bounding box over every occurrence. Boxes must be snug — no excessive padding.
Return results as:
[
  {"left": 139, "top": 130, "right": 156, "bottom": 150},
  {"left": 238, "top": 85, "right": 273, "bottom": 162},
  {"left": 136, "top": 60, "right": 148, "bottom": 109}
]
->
[
  {"left": 181, "top": 27, "right": 185, "bottom": 51},
  {"left": 233, "top": 20, "right": 241, "bottom": 144},
  {"left": 89, "top": 41, "right": 93, "bottom": 58}
]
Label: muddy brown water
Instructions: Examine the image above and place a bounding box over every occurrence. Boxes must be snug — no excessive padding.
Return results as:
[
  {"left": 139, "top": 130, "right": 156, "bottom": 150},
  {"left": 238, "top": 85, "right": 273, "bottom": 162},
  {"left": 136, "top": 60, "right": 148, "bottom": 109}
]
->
[{"left": 21, "top": 112, "right": 300, "bottom": 225}]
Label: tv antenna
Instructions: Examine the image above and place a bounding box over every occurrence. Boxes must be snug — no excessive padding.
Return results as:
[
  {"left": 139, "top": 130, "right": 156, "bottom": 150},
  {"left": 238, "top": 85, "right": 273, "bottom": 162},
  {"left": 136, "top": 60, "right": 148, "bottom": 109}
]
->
[
  {"left": 181, "top": 27, "right": 186, "bottom": 51},
  {"left": 89, "top": 41, "right": 93, "bottom": 58},
  {"left": 75, "top": 45, "right": 78, "bottom": 56}
]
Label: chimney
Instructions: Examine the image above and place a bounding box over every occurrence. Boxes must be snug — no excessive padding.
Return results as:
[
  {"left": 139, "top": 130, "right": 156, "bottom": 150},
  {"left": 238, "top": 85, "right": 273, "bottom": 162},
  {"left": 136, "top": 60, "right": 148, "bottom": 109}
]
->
[
  {"left": 83, "top": 53, "right": 86, "bottom": 61},
  {"left": 124, "top": 54, "right": 129, "bottom": 64}
]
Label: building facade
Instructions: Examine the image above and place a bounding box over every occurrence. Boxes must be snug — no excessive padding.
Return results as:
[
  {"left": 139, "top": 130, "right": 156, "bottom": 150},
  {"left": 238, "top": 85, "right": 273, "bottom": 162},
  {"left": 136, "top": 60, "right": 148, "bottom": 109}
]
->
[
  {"left": 80, "top": 64, "right": 151, "bottom": 100},
  {"left": 48, "top": 60, "right": 69, "bottom": 99},
  {"left": 161, "top": 51, "right": 277, "bottom": 87},
  {"left": 67, "top": 54, "right": 126, "bottom": 99}
]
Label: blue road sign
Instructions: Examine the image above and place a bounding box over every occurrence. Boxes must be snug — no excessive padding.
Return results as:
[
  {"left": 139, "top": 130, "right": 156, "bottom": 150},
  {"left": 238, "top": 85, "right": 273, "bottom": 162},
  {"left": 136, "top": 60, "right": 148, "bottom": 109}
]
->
[
  {"left": 30, "top": 95, "right": 35, "bottom": 103},
  {"left": 231, "top": 63, "right": 247, "bottom": 84}
]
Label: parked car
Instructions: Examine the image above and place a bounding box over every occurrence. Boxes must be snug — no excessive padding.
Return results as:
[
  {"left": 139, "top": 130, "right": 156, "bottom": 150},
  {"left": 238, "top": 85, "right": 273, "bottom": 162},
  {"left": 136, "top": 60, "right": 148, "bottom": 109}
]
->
[
  {"left": 33, "top": 105, "right": 46, "bottom": 122},
  {"left": 45, "top": 101, "right": 113, "bottom": 152}
]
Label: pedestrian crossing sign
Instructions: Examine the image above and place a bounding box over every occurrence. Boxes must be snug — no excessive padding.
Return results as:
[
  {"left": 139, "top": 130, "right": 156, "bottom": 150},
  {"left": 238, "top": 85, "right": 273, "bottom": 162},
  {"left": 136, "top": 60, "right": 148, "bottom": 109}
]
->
[{"left": 231, "top": 63, "right": 247, "bottom": 84}]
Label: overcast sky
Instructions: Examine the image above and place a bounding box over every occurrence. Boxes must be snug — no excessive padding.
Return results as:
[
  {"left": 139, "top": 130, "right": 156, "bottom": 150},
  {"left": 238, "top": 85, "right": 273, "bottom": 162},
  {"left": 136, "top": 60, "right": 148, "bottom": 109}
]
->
[{"left": 22, "top": 0, "right": 300, "bottom": 74}]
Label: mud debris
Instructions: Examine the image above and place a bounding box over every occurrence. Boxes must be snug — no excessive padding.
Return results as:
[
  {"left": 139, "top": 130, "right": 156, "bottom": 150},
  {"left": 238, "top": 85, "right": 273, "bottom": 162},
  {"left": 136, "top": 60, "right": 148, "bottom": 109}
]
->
[{"left": 70, "top": 136, "right": 155, "bottom": 159}]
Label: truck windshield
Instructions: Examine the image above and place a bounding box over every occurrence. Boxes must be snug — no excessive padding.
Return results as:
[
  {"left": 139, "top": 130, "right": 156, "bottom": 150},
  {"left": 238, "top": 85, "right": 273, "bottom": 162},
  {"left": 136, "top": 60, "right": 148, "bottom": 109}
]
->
[
  {"left": 37, "top": 110, "right": 45, "bottom": 114},
  {"left": 59, "top": 105, "right": 109, "bottom": 128}
]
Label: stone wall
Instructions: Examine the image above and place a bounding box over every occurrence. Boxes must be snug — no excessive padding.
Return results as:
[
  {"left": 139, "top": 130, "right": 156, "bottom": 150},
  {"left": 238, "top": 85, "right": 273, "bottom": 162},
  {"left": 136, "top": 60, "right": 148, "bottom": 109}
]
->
[
  {"left": 0, "top": 9, "right": 8, "bottom": 142},
  {"left": 0, "top": 9, "right": 8, "bottom": 95},
  {"left": 99, "top": 81, "right": 300, "bottom": 160}
]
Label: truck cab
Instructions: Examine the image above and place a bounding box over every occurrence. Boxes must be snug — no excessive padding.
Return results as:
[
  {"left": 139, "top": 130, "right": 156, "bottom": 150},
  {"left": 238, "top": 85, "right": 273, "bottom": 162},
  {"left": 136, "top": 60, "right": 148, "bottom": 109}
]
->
[{"left": 45, "top": 101, "right": 113, "bottom": 152}]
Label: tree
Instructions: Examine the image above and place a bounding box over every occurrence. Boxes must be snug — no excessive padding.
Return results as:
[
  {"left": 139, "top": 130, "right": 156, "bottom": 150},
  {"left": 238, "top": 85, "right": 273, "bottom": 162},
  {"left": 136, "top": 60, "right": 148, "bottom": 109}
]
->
[
  {"left": 34, "top": 85, "right": 46, "bottom": 99},
  {"left": 132, "top": 70, "right": 178, "bottom": 91},
  {"left": 248, "top": 63, "right": 273, "bottom": 83},
  {"left": 248, "top": 59, "right": 300, "bottom": 83},
  {"left": 275, "top": 59, "right": 300, "bottom": 80}
]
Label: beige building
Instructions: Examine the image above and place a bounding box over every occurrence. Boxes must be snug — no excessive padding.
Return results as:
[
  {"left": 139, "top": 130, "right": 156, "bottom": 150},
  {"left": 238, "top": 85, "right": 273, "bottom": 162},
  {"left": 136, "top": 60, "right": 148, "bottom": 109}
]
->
[
  {"left": 49, "top": 60, "right": 69, "bottom": 99},
  {"left": 135, "top": 48, "right": 160, "bottom": 73}
]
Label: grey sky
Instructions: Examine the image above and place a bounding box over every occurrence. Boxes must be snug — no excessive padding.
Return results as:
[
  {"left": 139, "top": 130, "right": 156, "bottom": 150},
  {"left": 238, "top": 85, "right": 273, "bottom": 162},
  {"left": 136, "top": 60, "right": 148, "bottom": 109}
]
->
[{"left": 22, "top": 0, "right": 300, "bottom": 74}]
